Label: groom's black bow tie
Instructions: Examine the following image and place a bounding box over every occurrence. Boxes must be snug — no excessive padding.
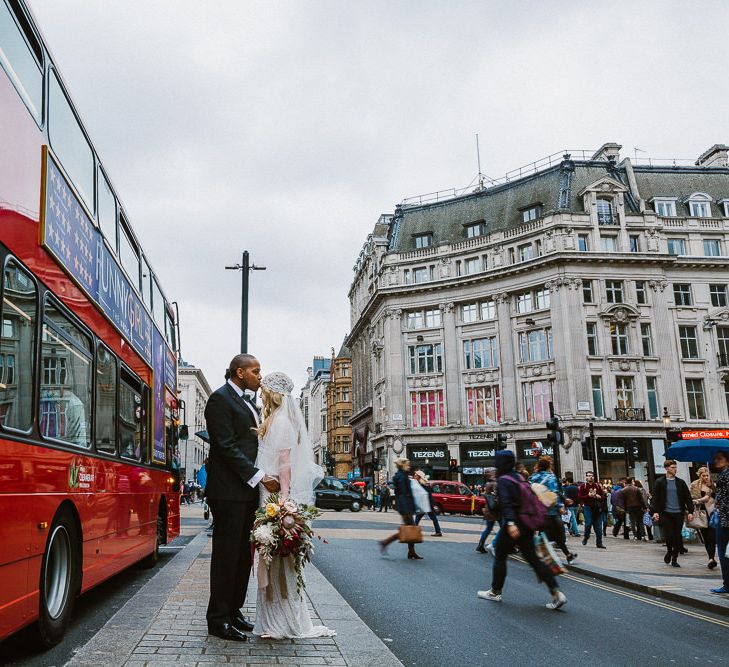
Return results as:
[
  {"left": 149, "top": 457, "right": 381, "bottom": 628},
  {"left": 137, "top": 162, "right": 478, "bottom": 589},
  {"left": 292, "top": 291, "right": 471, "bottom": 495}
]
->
[{"left": 242, "top": 394, "right": 260, "bottom": 412}]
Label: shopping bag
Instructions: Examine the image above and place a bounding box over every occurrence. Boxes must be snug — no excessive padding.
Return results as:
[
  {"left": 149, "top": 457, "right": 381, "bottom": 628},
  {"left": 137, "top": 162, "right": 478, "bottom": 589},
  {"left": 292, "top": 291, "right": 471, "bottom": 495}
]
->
[
  {"left": 687, "top": 505, "right": 708, "bottom": 529},
  {"left": 410, "top": 480, "right": 431, "bottom": 514},
  {"left": 642, "top": 511, "right": 653, "bottom": 527},
  {"left": 534, "top": 532, "right": 566, "bottom": 575},
  {"left": 398, "top": 525, "right": 423, "bottom": 544},
  {"left": 561, "top": 509, "right": 572, "bottom": 525}
]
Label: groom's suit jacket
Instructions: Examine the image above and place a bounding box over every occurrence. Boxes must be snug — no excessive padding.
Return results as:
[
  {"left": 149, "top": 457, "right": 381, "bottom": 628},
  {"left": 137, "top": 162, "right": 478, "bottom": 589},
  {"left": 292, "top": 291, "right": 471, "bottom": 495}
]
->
[{"left": 204, "top": 383, "right": 260, "bottom": 504}]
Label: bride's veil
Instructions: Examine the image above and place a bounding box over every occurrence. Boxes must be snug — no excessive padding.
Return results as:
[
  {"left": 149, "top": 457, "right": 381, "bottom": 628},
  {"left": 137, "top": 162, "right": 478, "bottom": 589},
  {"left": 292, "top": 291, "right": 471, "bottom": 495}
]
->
[{"left": 261, "top": 372, "right": 325, "bottom": 505}]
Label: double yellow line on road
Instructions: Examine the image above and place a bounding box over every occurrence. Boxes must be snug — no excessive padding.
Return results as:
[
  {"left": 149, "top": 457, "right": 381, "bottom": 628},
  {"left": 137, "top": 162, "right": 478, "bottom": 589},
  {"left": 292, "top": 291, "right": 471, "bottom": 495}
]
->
[{"left": 510, "top": 555, "right": 729, "bottom": 628}]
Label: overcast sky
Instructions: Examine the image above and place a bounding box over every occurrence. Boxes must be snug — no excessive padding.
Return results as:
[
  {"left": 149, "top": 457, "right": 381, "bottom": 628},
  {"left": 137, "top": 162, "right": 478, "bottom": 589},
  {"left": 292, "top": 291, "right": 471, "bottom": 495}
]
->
[{"left": 29, "top": 0, "right": 729, "bottom": 392}]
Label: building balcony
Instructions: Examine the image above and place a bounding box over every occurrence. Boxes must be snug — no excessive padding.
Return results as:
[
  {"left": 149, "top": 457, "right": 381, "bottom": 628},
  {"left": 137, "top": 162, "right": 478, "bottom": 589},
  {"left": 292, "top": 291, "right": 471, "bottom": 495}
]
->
[
  {"left": 614, "top": 407, "right": 646, "bottom": 421},
  {"left": 597, "top": 213, "right": 618, "bottom": 225}
]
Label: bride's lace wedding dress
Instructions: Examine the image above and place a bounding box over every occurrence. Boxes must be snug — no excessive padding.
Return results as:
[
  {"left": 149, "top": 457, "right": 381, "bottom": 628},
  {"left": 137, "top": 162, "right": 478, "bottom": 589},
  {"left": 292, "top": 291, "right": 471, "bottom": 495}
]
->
[{"left": 253, "top": 394, "right": 335, "bottom": 640}]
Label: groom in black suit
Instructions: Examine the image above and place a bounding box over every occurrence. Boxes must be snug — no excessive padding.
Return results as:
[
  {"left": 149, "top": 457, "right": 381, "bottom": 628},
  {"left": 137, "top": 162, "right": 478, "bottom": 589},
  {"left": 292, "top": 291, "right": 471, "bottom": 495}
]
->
[{"left": 205, "top": 354, "right": 279, "bottom": 641}]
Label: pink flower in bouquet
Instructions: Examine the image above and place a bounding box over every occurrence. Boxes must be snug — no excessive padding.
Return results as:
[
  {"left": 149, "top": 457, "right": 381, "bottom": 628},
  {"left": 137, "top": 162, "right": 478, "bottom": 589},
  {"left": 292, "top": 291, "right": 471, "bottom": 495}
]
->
[
  {"left": 284, "top": 500, "right": 298, "bottom": 513},
  {"left": 282, "top": 514, "right": 296, "bottom": 529}
]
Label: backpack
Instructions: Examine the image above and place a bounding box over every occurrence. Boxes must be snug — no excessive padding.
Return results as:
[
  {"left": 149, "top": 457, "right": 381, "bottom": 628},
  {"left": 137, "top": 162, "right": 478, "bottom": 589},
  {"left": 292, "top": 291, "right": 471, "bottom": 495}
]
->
[{"left": 503, "top": 476, "right": 547, "bottom": 531}]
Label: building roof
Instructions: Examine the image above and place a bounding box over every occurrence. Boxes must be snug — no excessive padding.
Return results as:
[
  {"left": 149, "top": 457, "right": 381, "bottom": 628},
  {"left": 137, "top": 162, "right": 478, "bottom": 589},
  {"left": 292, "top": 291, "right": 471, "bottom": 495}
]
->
[
  {"left": 380, "top": 149, "right": 729, "bottom": 253},
  {"left": 336, "top": 337, "right": 351, "bottom": 359}
]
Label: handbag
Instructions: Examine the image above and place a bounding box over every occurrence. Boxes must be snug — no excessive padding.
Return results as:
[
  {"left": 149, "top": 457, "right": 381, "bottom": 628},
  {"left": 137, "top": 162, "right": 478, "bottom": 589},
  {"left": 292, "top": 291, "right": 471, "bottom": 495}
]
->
[
  {"left": 482, "top": 495, "right": 500, "bottom": 521},
  {"left": 534, "top": 532, "right": 566, "bottom": 575},
  {"left": 642, "top": 511, "right": 653, "bottom": 527},
  {"left": 687, "top": 503, "right": 708, "bottom": 529},
  {"left": 561, "top": 509, "right": 572, "bottom": 525},
  {"left": 398, "top": 525, "right": 423, "bottom": 544}
]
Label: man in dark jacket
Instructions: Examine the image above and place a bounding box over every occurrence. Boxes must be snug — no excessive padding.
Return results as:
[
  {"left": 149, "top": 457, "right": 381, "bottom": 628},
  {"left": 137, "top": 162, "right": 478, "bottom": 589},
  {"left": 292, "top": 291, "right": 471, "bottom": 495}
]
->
[
  {"left": 619, "top": 478, "right": 647, "bottom": 541},
  {"left": 650, "top": 460, "right": 693, "bottom": 567},
  {"left": 205, "top": 354, "right": 279, "bottom": 641},
  {"left": 378, "top": 483, "right": 390, "bottom": 512},
  {"left": 477, "top": 450, "right": 566, "bottom": 610}
]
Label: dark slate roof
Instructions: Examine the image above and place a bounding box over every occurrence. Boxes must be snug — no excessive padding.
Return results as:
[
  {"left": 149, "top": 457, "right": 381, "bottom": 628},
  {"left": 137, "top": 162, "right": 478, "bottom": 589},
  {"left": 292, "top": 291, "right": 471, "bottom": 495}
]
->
[
  {"left": 384, "top": 159, "right": 729, "bottom": 252},
  {"left": 336, "top": 338, "right": 351, "bottom": 359},
  {"left": 633, "top": 167, "right": 729, "bottom": 216}
]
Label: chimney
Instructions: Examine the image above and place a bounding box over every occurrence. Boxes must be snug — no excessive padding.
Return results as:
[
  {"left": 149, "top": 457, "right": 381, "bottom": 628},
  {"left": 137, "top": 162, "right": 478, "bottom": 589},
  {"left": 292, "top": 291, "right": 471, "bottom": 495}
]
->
[
  {"left": 695, "top": 144, "right": 729, "bottom": 168},
  {"left": 591, "top": 143, "right": 622, "bottom": 162}
]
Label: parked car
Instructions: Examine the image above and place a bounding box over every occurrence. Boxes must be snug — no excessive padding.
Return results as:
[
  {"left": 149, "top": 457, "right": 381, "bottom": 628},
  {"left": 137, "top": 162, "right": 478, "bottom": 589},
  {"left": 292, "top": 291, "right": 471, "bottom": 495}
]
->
[
  {"left": 315, "top": 477, "right": 366, "bottom": 512},
  {"left": 428, "top": 480, "right": 486, "bottom": 515}
]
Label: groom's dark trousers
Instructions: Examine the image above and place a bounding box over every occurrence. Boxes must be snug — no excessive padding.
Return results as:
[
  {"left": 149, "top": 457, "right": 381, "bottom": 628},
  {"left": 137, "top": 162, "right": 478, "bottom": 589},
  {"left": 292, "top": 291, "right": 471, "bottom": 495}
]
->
[{"left": 204, "top": 383, "right": 261, "bottom": 628}]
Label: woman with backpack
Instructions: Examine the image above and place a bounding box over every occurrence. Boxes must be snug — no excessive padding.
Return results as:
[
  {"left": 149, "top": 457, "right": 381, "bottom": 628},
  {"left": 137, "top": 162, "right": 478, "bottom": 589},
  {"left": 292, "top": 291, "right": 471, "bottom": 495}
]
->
[{"left": 477, "top": 450, "right": 567, "bottom": 610}]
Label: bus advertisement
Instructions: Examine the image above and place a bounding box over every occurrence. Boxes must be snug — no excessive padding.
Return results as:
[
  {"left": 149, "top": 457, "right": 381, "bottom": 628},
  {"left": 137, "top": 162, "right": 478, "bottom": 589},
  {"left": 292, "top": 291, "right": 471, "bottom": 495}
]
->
[{"left": 0, "top": 0, "right": 182, "bottom": 647}]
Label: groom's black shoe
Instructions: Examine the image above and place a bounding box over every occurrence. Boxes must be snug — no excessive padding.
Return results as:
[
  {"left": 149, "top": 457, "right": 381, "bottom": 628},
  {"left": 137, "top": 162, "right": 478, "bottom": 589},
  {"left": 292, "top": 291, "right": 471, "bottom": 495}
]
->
[
  {"left": 208, "top": 622, "right": 248, "bottom": 642},
  {"left": 232, "top": 612, "right": 254, "bottom": 632}
]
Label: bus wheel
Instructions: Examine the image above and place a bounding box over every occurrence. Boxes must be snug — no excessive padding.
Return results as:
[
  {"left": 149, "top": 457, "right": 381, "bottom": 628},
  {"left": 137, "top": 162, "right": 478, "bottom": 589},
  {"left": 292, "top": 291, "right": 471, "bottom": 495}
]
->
[
  {"left": 37, "top": 507, "right": 80, "bottom": 648},
  {"left": 140, "top": 507, "right": 166, "bottom": 569}
]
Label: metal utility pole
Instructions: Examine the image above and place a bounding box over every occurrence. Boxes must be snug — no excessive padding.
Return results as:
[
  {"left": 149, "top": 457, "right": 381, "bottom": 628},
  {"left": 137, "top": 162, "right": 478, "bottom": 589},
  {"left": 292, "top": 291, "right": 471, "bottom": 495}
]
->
[
  {"left": 590, "top": 421, "right": 599, "bottom": 480},
  {"left": 225, "top": 251, "right": 266, "bottom": 353}
]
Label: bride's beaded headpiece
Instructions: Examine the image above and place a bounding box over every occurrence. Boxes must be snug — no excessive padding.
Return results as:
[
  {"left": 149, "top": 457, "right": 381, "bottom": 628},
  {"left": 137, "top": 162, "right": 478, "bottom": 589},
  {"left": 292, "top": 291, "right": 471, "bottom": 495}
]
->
[{"left": 260, "top": 371, "right": 294, "bottom": 396}]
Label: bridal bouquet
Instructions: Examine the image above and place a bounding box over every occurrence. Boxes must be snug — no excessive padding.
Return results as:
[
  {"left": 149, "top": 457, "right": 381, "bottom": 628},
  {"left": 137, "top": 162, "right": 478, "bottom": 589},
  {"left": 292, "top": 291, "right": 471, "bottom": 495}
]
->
[{"left": 251, "top": 494, "right": 322, "bottom": 593}]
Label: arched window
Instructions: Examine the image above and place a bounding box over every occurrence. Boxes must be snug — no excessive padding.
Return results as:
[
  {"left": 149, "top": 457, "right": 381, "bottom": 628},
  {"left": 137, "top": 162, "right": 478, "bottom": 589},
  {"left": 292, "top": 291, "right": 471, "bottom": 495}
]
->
[{"left": 596, "top": 198, "right": 616, "bottom": 225}]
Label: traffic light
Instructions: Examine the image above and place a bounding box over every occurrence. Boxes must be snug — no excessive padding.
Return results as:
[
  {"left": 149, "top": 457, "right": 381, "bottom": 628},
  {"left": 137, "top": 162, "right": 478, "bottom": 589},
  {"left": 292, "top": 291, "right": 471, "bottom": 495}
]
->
[
  {"left": 581, "top": 436, "right": 591, "bottom": 461},
  {"left": 625, "top": 439, "right": 637, "bottom": 469},
  {"left": 494, "top": 432, "right": 508, "bottom": 450},
  {"left": 546, "top": 417, "right": 563, "bottom": 448},
  {"left": 178, "top": 424, "right": 189, "bottom": 441},
  {"left": 665, "top": 428, "right": 682, "bottom": 445}
]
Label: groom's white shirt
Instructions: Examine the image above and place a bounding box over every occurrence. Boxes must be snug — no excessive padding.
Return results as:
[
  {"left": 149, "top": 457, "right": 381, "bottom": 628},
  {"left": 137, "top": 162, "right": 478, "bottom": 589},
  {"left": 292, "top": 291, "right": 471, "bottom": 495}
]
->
[{"left": 227, "top": 379, "right": 265, "bottom": 488}]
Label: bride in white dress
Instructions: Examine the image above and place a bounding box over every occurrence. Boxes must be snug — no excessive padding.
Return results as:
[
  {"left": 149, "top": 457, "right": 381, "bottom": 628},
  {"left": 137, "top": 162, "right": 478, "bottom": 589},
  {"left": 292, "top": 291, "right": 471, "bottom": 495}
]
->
[{"left": 253, "top": 371, "right": 335, "bottom": 639}]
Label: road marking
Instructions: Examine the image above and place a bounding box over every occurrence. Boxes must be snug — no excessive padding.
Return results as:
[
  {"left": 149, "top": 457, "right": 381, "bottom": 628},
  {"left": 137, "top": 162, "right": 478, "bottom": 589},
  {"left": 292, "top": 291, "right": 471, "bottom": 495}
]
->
[
  {"left": 510, "top": 555, "right": 729, "bottom": 628},
  {"left": 561, "top": 572, "right": 729, "bottom": 629}
]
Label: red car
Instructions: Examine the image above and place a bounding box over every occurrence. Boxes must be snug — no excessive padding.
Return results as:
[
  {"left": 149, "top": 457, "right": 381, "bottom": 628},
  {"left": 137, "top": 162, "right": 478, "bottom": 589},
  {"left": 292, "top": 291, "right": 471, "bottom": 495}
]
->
[{"left": 428, "top": 480, "right": 485, "bottom": 515}]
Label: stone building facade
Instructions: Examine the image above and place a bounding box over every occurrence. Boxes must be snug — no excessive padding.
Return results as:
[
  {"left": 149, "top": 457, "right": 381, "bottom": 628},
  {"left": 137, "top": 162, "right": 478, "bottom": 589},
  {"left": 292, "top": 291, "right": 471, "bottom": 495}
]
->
[
  {"left": 299, "top": 356, "right": 331, "bottom": 468},
  {"left": 325, "top": 342, "right": 353, "bottom": 478},
  {"left": 348, "top": 142, "right": 729, "bottom": 487},
  {"left": 177, "top": 361, "right": 212, "bottom": 482}
]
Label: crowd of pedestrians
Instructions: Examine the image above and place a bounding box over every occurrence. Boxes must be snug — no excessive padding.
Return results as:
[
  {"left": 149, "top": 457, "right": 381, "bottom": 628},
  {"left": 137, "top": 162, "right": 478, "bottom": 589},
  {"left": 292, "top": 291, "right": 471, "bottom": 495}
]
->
[{"left": 370, "top": 449, "right": 729, "bottom": 606}]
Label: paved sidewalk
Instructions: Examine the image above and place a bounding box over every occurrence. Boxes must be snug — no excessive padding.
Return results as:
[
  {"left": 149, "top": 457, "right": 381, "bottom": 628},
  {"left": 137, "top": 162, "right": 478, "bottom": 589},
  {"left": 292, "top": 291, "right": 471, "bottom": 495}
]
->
[
  {"left": 65, "top": 530, "right": 401, "bottom": 667},
  {"left": 563, "top": 531, "right": 729, "bottom": 615}
]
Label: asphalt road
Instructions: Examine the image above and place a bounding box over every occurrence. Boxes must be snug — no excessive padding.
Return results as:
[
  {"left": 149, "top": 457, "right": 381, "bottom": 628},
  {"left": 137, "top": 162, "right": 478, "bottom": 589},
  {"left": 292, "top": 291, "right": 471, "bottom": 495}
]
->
[
  {"left": 0, "top": 517, "right": 205, "bottom": 667},
  {"left": 312, "top": 511, "right": 729, "bottom": 667}
]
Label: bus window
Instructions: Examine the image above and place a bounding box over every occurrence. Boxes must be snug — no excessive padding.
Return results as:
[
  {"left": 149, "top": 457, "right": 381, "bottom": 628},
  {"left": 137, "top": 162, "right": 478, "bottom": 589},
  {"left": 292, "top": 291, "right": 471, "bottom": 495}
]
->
[
  {"left": 0, "top": 0, "right": 43, "bottom": 122},
  {"left": 141, "top": 257, "right": 152, "bottom": 309},
  {"left": 95, "top": 344, "right": 117, "bottom": 454},
  {"left": 152, "top": 278, "right": 164, "bottom": 326},
  {"left": 40, "top": 300, "right": 92, "bottom": 448},
  {"left": 164, "top": 309, "right": 176, "bottom": 351},
  {"left": 0, "top": 259, "right": 37, "bottom": 431},
  {"left": 49, "top": 69, "right": 94, "bottom": 211},
  {"left": 119, "top": 368, "right": 146, "bottom": 461},
  {"left": 119, "top": 218, "right": 140, "bottom": 291},
  {"left": 97, "top": 167, "right": 117, "bottom": 250}
]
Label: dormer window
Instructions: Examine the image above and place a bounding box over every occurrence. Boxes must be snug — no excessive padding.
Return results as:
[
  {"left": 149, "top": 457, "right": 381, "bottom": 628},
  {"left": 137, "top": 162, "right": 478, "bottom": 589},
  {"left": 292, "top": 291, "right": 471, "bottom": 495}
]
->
[
  {"left": 687, "top": 193, "right": 712, "bottom": 218},
  {"left": 719, "top": 199, "right": 729, "bottom": 218},
  {"left": 653, "top": 198, "right": 677, "bottom": 217},
  {"left": 414, "top": 233, "right": 433, "bottom": 249},
  {"left": 521, "top": 204, "right": 542, "bottom": 223},
  {"left": 596, "top": 198, "right": 616, "bottom": 225},
  {"left": 465, "top": 221, "right": 485, "bottom": 238}
]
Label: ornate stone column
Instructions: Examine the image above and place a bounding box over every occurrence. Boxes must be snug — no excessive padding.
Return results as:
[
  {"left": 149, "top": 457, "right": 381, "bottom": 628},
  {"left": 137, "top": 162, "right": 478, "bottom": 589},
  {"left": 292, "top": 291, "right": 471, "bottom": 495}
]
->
[
  {"left": 439, "top": 302, "right": 459, "bottom": 424},
  {"left": 495, "top": 292, "right": 518, "bottom": 421},
  {"left": 383, "top": 308, "right": 404, "bottom": 424},
  {"left": 649, "top": 279, "right": 682, "bottom": 416}
]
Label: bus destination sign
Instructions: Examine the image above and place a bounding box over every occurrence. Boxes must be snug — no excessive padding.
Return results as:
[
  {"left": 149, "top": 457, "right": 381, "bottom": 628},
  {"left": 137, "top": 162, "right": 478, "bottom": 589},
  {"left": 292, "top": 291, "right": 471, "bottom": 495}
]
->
[{"left": 41, "top": 149, "right": 153, "bottom": 366}]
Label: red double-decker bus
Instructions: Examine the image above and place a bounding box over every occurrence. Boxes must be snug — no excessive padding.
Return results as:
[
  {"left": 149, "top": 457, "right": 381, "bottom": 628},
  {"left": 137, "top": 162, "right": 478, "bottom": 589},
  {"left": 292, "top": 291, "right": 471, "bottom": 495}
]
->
[{"left": 0, "top": 0, "right": 181, "bottom": 646}]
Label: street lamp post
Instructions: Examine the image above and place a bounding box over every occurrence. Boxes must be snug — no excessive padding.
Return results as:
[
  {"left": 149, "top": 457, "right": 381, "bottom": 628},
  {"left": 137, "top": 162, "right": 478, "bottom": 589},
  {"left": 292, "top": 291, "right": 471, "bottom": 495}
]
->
[
  {"left": 662, "top": 406, "right": 672, "bottom": 453},
  {"left": 225, "top": 251, "right": 266, "bottom": 354}
]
